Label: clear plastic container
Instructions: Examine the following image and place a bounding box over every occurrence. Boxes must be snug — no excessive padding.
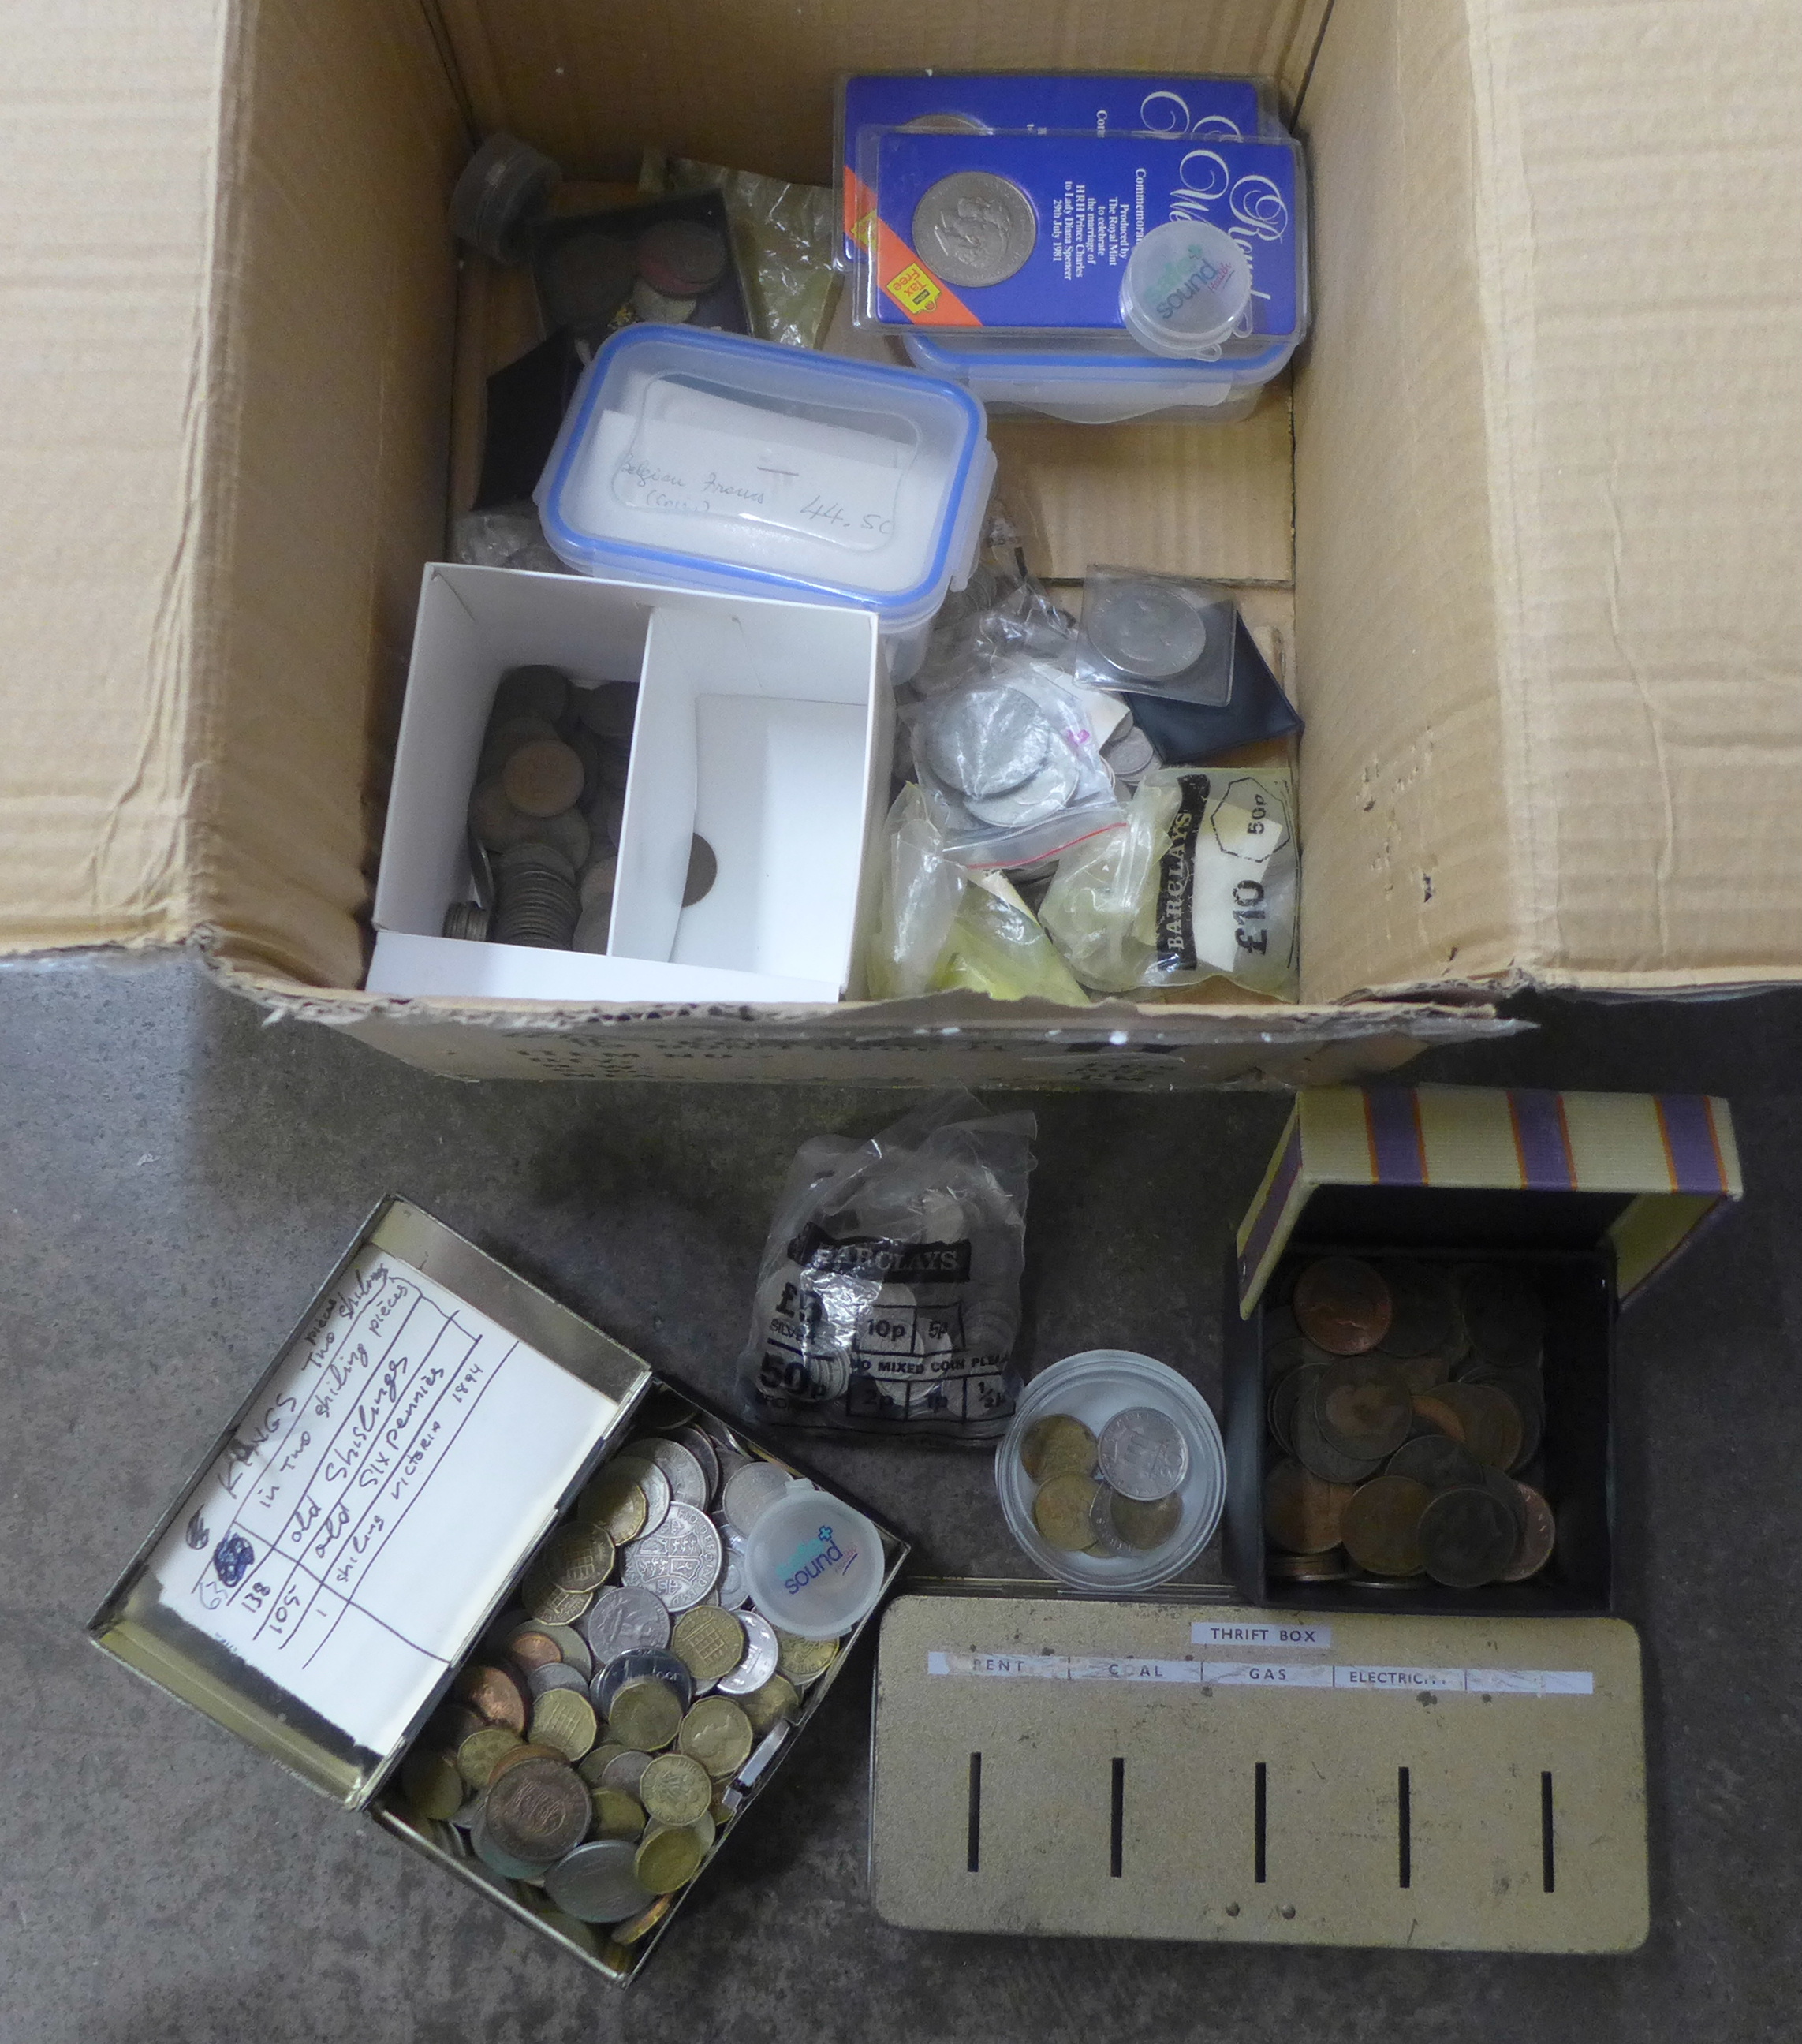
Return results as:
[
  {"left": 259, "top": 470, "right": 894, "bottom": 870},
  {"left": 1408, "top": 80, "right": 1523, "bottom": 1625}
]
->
[
  {"left": 449, "top": 133, "right": 561, "bottom": 266},
  {"left": 995, "top": 1350, "right": 1226, "bottom": 1591},
  {"left": 903, "top": 330, "right": 1293, "bottom": 425},
  {"left": 535, "top": 326, "right": 996, "bottom": 678},
  {"left": 1121, "top": 220, "right": 1254, "bottom": 357},
  {"left": 743, "top": 1489, "right": 886, "bottom": 1638}
]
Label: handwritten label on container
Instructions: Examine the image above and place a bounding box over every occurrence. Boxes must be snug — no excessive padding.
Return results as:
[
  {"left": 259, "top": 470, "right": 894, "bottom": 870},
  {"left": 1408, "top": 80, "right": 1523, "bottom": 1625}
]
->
[
  {"left": 605, "top": 412, "right": 905, "bottom": 553},
  {"left": 143, "top": 1244, "right": 609, "bottom": 1755}
]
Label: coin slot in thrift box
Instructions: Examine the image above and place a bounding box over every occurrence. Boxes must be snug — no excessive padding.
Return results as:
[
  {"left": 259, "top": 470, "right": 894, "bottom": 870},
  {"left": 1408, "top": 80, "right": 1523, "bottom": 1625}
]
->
[
  {"left": 89, "top": 1198, "right": 908, "bottom": 1984},
  {"left": 367, "top": 563, "right": 888, "bottom": 1005},
  {"left": 1224, "top": 1087, "right": 1741, "bottom": 1619}
]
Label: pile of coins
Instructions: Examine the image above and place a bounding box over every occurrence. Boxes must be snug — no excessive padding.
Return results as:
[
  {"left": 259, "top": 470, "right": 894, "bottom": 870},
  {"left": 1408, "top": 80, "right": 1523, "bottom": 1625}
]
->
[
  {"left": 447, "top": 662, "right": 720, "bottom": 955},
  {"left": 539, "top": 214, "right": 734, "bottom": 341},
  {"left": 390, "top": 1403, "right": 846, "bottom": 1972},
  {"left": 1262, "top": 1255, "right": 1556, "bottom": 1591},
  {"left": 1023, "top": 1404, "right": 1189, "bottom": 1557}
]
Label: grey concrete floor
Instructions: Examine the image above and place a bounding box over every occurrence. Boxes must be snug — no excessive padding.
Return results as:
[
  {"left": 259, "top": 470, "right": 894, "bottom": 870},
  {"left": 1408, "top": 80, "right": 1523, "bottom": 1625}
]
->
[{"left": 3, "top": 952, "right": 1800, "bottom": 2043}]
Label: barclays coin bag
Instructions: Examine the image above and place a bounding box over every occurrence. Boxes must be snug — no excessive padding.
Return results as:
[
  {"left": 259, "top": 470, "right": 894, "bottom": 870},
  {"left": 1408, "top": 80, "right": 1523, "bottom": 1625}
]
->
[{"left": 737, "top": 1090, "right": 1035, "bottom": 1441}]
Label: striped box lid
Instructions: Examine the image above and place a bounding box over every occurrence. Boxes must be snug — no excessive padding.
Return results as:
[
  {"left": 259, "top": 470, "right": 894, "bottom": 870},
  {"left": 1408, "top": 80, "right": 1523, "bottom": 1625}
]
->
[{"left": 1235, "top": 1087, "right": 1740, "bottom": 1315}]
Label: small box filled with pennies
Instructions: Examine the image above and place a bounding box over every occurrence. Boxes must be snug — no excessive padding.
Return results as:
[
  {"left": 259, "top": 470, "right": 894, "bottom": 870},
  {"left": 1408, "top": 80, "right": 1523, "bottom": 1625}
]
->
[
  {"left": 379, "top": 1386, "right": 896, "bottom": 1978},
  {"left": 1231, "top": 1248, "right": 1614, "bottom": 1616}
]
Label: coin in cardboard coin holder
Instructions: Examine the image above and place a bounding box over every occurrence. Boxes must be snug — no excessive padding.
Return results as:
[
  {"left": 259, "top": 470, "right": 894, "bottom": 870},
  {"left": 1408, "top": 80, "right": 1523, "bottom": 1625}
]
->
[{"left": 88, "top": 1196, "right": 907, "bottom": 1985}]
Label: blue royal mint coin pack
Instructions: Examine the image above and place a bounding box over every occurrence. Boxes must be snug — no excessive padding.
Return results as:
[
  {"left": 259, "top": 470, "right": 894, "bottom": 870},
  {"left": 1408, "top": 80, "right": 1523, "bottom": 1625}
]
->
[
  {"left": 835, "top": 71, "right": 1280, "bottom": 267},
  {"left": 854, "top": 129, "right": 1305, "bottom": 353}
]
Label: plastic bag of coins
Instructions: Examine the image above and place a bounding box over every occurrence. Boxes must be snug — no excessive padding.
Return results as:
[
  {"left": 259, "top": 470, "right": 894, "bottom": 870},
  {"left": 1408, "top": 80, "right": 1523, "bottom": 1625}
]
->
[
  {"left": 1259, "top": 1255, "right": 1557, "bottom": 1599},
  {"left": 381, "top": 1391, "right": 890, "bottom": 1979}
]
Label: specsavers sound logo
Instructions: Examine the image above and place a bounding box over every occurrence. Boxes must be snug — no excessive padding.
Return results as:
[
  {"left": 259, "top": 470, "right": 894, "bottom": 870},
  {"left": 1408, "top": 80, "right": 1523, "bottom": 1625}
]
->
[{"left": 783, "top": 1521, "right": 860, "bottom": 1597}]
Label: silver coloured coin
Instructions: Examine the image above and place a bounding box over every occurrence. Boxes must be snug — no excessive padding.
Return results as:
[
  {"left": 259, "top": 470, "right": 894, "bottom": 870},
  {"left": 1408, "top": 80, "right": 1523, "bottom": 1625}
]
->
[
  {"left": 527, "top": 1662, "right": 591, "bottom": 1698},
  {"left": 722, "top": 1461, "right": 793, "bottom": 1539},
  {"left": 912, "top": 171, "right": 1036, "bottom": 288},
  {"left": 634, "top": 1436, "right": 709, "bottom": 1510},
  {"left": 619, "top": 1501, "right": 722, "bottom": 1612},
  {"left": 966, "top": 749, "right": 1080, "bottom": 829},
  {"left": 1097, "top": 1406, "right": 1190, "bottom": 1501},
  {"left": 608, "top": 1455, "right": 671, "bottom": 1537},
  {"left": 600, "top": 1747, "right": 654, "bottom": 1796},
  {"left": 920, "top": 686, "right": 1049, "bottom": 800},
  {"left": 715, "top": 1611, "right": 781, "bottom": 1696},
  {"left": 592, "top": 1647, "right": 696, "bottom": 1718},
  {"left": 1087, "top": 581, "right": 1209, "bottom": 681},
  {"left": 1102, "top": 723, "right": 1158, "bottom": 779},
  {"left": 715, "top": 1524, "right": 751, "bottom": 1609},
  {"left": 543, "top": 1840, "right": 655, "bottom": 1923},
  {"left": 674, "top": 1425, "right": 720, "bottom": 1500},
  {"left": 580, "top": 1583, "right": 672, "bottom": 1662}
]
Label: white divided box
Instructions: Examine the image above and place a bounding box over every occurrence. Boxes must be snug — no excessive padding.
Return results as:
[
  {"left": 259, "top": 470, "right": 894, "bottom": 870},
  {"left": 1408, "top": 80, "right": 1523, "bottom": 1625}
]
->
[{"left": 367, "top": 563, "right": 888, "bottom": 1004}]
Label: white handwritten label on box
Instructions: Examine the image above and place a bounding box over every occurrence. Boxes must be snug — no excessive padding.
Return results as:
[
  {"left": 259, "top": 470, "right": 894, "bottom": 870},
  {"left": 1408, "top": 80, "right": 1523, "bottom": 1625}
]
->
[
  {"left": 601, "top": 408, "right": 905, "bottom": 554},
  {"left": 143, "top": 1245, "right": 610, "bottom": 1756},
  {"left": 1192, "top": 1620, "right": 1331, "bottom": 1651}
]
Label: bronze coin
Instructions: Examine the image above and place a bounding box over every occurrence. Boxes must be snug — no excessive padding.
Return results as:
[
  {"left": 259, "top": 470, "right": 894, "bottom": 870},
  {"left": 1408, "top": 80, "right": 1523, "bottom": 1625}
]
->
[
  {"left": 488, "top": 1740, "right": 567, "bottom": 1782},
  {"left": 1293, "top": 1389, "right": 1386, "bottom": 1486},
  {"left": 1021, "top": 1414, "right": 1097, "bottom": 1481},
  {"left": 1410, "top": 1391, "right": 1467, "bottom": 1442},
  {"left": 1498, "top": 1482, "right": 1557, "bottom": 1580},
  {"left": 1456, "top": 1263, "right": 1545, "bottom": 1368},
  {"left": 1341, "top": 1475, "right": 1433, "bottom": 1576},
  {"left": 1264, "top": 1458, "right": 1358, "bottom": 1554},
  {"left": 1105, "top": 1489, "right": 1183, "bottom": 1553},
  {"left": 1265, "top": 1331, "right": 1333, "bottom": 1382},
  {"left": 507, "top": 1629, "right": 566, "bottom": 1675},
  {"left": 400, "top": 1747, "right": 465, "bottom": 1822},
  {"left": 1316, "top": 1356, "right": 1413, "bottom": 1460},
  {"left": 1418, "top": 1485, "right": 1517, "bottom": 1589},
  {"left": 1389, "top": 1347, "right": 1452, "bottom": 1395},
  {"left": 455, "top": 1662, "right": 528, "bottom": 1735},
  {"left": 482, "top": 1755, "right": 590, "bottom": 1863},
  {"left": 1375, "top": 1261, "right": 1459, "bottom": 1360},
  {"left": 1386, "top": 1433, "right": 1483, "bottom": 1491},
  {"left": 502, "top": 737, "right": 586, "bottom": 818},
  {"left": 1267, "top": 1548, "right": 1349, "bottom": 1582},
  {"left": 423, "top": 1700, "right": 485, "bottom": 1752},
  {"left": 1433, "top": 1382, "right": 1524, "bottom": 1471},
  {"left": 1293, "top": 1257, "right": 1393, "bottom": 1355},
  {"left": 1267, "top": 1363, "right": 1318, "bottom": 1458}
]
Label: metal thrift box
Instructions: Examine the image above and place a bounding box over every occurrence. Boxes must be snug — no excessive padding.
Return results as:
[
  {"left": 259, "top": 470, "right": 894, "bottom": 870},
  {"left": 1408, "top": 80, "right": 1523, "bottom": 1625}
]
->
[
  {"left": 1226, "top": 1085, "right": 1741, "bottom": 1617},
  {"left": 869, "top": 1085, "right": 1740, "bottom": 1957},
  {"left": 871, "top": 1591, "right": 1649, "bottom": 1953},
  {"left": 87, "top": 1197, "right": 907, "bottom": 1983}
]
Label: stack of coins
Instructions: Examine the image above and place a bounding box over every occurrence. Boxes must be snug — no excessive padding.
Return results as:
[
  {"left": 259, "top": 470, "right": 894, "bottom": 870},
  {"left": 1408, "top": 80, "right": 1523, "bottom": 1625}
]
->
[
  {"left": 1263, "top": 1255, "right": 1556, "bottom": 1591},
  {"left": 539, "top": 213, "right": 734, "bottom": 341},
  {"left": 389, "top": 1401, "right": 846, "bottom": 1975},
  {"left": 1023, "top": 1406, "right": 1189, "bottom": 1558},
  {"left": 457, "top": 665, "right": 633, "bottom": 953}
]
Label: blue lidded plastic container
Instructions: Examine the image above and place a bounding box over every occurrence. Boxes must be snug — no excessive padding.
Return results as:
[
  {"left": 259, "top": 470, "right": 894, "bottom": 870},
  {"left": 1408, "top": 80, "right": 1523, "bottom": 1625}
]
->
[
  {"left": 903, "top": 329, "right": 1299, "bottom": 425},
  {"left": 536, "top": 326, "right": 997, "bottom": 677}
]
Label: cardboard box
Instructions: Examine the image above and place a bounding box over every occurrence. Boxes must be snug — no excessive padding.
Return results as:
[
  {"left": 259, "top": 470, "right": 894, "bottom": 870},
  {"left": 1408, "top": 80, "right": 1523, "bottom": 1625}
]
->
[
  {"left": 87, "top": 1197, "right": 909, "bottom": 1982},
  {"left": 1225, "top": 1086, "right": 1742, "bottom": 1616},
  {"left": 9, "top": 1, "right": 1796, "bottom": 1082},
  {"left": 366, "top": 565, "right": 889, "bottom": 1004}
]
